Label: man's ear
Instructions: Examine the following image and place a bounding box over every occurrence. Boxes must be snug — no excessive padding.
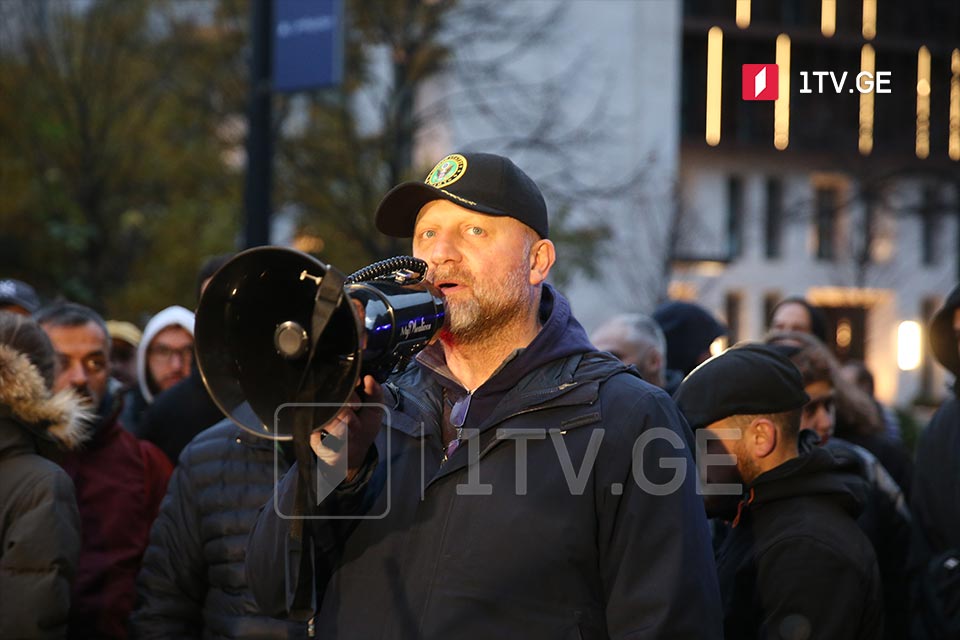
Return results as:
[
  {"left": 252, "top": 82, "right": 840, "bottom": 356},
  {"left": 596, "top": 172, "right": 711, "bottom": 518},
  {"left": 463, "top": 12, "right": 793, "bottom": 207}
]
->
[
  {"left": 749, "top": 418, "right": 778, "bottom": 459},
  {"left": 529, "top": 239, "right": 556, "bottom": 286},
  {"left": 645, "top": 350, "right": 662, "bottom": 374}
]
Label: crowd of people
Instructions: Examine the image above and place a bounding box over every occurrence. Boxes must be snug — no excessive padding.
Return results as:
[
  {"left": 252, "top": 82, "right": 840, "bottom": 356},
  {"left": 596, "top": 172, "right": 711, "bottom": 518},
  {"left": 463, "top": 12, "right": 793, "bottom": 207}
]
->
[{"left": 0, "top": 150, "right": 957, "bottom": 639}]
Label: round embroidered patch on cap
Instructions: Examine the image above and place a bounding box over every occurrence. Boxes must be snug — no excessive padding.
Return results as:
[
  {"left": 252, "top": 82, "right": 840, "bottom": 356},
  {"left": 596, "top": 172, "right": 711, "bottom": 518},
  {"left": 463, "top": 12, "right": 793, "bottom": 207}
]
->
[{"left": 424, "top": 154, "right": 467, "bottom": 189}]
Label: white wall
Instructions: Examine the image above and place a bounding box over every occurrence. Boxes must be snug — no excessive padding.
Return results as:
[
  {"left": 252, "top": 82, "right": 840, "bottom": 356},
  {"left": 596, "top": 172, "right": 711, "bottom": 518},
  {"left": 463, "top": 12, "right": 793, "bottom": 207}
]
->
[
  {"left": 672, "top": 151, "right": 957, "bottom": 406},
  {"left": 422, "top": 0, "right": 684, "bottom": 333}
]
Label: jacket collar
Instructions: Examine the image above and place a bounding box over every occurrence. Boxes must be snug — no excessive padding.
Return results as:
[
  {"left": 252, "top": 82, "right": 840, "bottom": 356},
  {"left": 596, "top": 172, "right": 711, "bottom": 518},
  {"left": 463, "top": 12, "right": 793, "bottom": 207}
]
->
[{"left": 732, "top": 447, "right": 864, "bottom": 527}]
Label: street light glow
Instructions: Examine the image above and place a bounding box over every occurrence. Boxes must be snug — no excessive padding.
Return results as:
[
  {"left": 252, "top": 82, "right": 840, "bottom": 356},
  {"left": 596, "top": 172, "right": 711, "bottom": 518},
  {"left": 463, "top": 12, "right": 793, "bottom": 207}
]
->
[{"left": 897, "top": 321, "right": 922, "bottom": 371}]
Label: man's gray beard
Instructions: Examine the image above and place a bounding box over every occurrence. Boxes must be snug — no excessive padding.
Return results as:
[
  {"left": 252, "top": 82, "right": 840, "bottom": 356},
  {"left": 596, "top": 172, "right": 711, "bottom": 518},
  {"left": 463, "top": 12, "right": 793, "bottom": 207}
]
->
[{"left": 444, "top": 264, "right": 533, "bottom": 345}]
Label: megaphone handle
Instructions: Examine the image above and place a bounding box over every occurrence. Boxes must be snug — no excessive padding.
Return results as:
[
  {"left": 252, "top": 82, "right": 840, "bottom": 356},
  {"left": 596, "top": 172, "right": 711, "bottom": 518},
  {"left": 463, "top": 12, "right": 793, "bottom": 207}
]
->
[{"left": 295, "top": 266, "right": 346, "bottom": 397}]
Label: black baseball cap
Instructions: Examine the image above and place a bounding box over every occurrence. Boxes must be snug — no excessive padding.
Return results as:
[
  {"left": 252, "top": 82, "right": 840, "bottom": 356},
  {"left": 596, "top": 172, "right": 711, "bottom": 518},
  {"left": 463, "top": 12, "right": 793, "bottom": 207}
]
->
[
  {"left": 374, "top": 152, "right": 549, "bottom": 239},
  {"left": 674, "top": 343, "right": 809, "bottom": 430},
  {"left": 0, "top": 279, "right": 40, "bottom": 314}
]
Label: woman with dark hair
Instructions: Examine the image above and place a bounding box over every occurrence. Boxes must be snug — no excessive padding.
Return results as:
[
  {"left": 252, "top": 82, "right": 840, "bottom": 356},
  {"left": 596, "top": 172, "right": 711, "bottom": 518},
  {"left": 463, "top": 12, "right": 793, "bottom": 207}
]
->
[
  {"left": 0, "top": 311, "right": 90, "bottom": 638},
  {"left": 769, "top": 296, "right": 830, "bottom": 343}
]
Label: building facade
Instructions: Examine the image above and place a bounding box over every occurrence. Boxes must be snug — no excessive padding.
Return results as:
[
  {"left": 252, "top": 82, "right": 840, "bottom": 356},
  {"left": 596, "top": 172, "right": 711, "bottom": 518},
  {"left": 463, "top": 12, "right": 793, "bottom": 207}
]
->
[{"left": 670, "top": 0, "right": 959, "bottom": 406}]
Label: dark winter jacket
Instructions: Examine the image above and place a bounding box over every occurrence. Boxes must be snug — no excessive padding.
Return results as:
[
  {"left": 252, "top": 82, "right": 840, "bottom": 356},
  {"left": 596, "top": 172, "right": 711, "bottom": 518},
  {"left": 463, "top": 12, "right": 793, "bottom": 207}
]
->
[
  {"left": 0, "top": 345, "right": 89, "bottom": 640},
  {"left": 912, "top": 282, "right": 960, "bottom": 556},
  {"left": 836, "top": 427, "right": 913, "bottom": 497},
  {"left": 247, "top": 285, "right": 724, "bottom": 639},
  {"left": 715, "top": 446, "right": 884, "bottom": 639},
  {"left": 60, "top": 391, "right": 173, "bottom": 639},
  {"left": 826, "top": 438, "right": 912, "bottom": 640},
  {"left": 132, "top": 420, "right": 308, "bottom": 639},
  {"left": 138, "top": 367, "right": 224, "bottom": 465}
]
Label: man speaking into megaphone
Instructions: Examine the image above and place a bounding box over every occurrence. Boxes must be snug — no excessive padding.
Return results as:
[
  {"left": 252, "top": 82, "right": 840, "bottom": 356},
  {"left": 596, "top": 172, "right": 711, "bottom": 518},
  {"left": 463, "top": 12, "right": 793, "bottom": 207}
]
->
[{"left": 246, "top": 152, "right": 723, "bottom": 639}]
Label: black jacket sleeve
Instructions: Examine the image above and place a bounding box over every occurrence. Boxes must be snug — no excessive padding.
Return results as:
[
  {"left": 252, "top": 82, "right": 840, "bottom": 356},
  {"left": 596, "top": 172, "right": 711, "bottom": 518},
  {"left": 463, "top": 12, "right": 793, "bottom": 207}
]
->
[
  {"left": 131, "top": 459, "right": 206, "bottom": 638},
  {"left": 595, "top": 384, "right": 724, "bottom": 639},
  {"left": 246, "top": 445, "right": 380, "bottom": 619}
]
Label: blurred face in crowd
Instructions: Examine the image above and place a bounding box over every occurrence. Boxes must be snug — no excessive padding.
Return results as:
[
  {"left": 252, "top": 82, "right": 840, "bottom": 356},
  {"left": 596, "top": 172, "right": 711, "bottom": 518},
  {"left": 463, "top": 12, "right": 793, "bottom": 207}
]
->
[
  {"left": 147, "top": 326, "right": 193, "bottom": 393},
  {"left": 801, "top": 380, "right": 835, "bottom": 445},
  {"left": 771, "top": 302, "right": 812, "bottom": 335},
  {"left": 413, "top": 200, "right": 551, "bottom": 345},
  {"left": 591, "top": 329, "right": 664, "bottom": 389},
  {"left": 109, "top": 338, "right": 138, "bottom": 389},
  {"left": 44, "top": 320, "right": 110, "bottom": 409}
]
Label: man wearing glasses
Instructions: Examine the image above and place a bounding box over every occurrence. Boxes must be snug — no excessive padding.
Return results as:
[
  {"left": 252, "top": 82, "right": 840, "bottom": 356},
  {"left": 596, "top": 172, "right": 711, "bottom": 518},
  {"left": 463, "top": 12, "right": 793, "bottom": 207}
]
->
[{"left": 121, "top": 305, "right": 195, "bottom": 435}]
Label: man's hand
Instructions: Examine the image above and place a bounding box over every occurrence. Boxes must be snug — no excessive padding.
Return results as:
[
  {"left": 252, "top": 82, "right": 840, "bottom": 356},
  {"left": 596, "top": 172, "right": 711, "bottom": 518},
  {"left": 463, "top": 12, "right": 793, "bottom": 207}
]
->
[{"left": 310, "top": 375, "right": 384, "bottom": 482}]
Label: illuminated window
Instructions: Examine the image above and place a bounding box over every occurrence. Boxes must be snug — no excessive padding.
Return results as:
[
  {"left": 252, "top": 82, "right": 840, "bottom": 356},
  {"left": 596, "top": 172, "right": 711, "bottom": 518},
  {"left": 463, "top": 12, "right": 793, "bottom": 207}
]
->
[
  {"left": 706, "top": 27, "right": 723, "bottom": 146},
  {"left": 917, "top": 46, "right": 931, "bottom": 159},
  {"left": 951, "top": 49, "right": 959, "bottom": 162},
  {"left": 821, "top": 0, "right": 836, "bottom": 37},
  {"left": 736, "top": 0, "right": 751, "bottom": 28},
  {"left": 862, "top": 0, "right": 876, "bottom": 39}
]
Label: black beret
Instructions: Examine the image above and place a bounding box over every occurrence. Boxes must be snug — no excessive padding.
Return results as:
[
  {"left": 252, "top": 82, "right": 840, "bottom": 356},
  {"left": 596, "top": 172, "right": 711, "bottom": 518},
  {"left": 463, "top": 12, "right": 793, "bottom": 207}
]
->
[{"left": 673, "top": 343, "right": 809, "bottom": 430}]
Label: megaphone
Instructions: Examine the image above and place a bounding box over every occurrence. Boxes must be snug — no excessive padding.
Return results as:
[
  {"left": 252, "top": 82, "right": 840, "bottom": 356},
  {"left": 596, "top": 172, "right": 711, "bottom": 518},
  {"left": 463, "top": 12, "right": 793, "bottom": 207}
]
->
[{"left": 195, "top": 246, "right": 445, "bottom": 440}]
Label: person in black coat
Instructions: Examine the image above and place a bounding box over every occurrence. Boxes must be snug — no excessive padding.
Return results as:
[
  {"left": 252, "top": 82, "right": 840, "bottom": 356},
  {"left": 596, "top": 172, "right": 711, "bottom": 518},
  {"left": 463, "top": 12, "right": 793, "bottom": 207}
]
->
[
  {"left": 766, "top": 331, "right": 913, "bottom": 640},
  {"left": 912, "top": 282, "right": 960, "bottom": 556},
  {"left": 131, "top": 419, "right": 309, "bottom": 639},
  {"left": 245, "top": 152, "right": 723, "bottom": 639},
  {"left": 137, "top": 367, "right": 223, "bottom": 464},
  {"left": 910, "top": 283, "right": 960, "bottom": 638},
  {"left": 675, "top": 344, "right": 884, "bottom": 639}
]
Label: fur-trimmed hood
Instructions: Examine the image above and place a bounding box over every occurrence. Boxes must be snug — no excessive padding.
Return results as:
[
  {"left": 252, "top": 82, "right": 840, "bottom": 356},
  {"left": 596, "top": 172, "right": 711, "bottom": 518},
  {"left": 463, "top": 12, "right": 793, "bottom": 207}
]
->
[{"left": 0, "top": 344, "right": 91, "bottom": 450}]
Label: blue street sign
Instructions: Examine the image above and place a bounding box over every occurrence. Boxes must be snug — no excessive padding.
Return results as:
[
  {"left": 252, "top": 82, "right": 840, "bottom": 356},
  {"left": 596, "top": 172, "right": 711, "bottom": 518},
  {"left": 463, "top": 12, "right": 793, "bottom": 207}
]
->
[{"left": 273, "top": 0, "right": 343, "bottom": 92}]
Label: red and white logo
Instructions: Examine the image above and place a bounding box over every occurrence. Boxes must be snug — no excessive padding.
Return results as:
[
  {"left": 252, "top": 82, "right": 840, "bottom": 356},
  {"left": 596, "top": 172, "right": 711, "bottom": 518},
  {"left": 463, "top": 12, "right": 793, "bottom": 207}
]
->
[{"left": 742, "top": 64, "right": 779, "bottom": 100}]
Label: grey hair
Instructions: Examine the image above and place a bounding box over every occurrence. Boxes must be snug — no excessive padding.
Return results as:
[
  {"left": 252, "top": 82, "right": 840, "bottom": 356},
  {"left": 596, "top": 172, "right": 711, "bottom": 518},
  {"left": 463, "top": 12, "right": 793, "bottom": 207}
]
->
[{"left": 593, "top": 312, "right": 667, "bottom": 381}]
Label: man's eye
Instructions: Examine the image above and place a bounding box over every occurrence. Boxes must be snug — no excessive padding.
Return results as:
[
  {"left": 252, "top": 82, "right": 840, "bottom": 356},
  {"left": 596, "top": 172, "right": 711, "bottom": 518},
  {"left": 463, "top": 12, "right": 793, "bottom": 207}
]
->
[
  {"left": 467, "top": 226, "right": 483, "bottom": 236},
  {"left": 84, "top": 358, "right": 106, "bottom": 373},
  {"left": 420, "top": 229, "right": 436, "bottom": 239}
]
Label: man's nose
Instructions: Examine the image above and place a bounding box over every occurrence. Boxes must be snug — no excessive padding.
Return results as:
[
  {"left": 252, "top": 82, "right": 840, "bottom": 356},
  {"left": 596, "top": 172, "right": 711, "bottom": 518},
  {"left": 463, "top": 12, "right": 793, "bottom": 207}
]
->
[
  {"left": 64, "top": 360, "right": 89, "bottom": 389},
  {"left": 427, "top": 231, "right": 462, "bottom": 266}
]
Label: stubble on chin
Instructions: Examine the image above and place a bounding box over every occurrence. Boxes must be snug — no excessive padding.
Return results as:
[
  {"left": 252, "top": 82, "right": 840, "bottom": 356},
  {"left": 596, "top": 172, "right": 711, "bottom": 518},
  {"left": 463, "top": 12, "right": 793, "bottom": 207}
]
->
[{"left": 441, "top": 267, "right": 531, "bottom": 346}]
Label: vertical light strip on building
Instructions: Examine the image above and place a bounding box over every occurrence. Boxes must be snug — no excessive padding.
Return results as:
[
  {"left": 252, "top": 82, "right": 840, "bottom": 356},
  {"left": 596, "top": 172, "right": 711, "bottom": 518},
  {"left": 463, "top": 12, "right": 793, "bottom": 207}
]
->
[
  {"left": 821, "top": 0, "right": 837, "bottom": 37},
  {"left": 774, "top": 34, "right": 791, "bottom": 150},
  {"left": 950, "top": 49, "right": 960, "bottom": 161},
  {"left": 706, "top": 27, "right": 723, "bottom": 146},
  {"left": 736, "top": 0, "right": 751, "bottom": 28},
  {"left": 862, "top": 0, "right": 877, "bottom": 40},
  {"left": 917, "top": 46, "right": 931, "bottom": 159},
  {"left": 859, "top": 44, "right": 875, "bottom": 155}
]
